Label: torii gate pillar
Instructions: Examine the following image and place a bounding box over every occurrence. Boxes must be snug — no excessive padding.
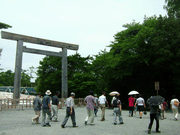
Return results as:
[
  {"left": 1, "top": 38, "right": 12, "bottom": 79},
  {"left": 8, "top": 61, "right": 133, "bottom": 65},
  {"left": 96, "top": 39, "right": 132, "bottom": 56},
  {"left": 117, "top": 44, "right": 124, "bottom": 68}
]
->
[
  {"left": 13, "top": 40, "right": 23, "bottom": 99},
  {"left": 62, "top": 48, "right": 68, "bottom": 98}
]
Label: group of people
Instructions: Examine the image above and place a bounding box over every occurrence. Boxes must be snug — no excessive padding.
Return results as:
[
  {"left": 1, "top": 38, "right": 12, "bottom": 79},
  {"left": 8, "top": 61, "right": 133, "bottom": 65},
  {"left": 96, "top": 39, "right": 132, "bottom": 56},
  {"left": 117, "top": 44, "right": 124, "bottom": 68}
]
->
[
  {"left": 31, "top": 89, "right": 179, "bottom": 134},
  {"left": 31, "top": 90, "right": 124, "bottom": 128},
  {"left": 128, "top": 94, "right": 179, "bottom": 134}
]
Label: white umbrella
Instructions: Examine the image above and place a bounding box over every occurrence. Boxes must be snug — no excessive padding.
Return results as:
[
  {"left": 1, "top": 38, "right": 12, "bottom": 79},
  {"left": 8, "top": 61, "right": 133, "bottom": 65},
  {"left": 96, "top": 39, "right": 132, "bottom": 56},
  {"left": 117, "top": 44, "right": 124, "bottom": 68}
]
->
[
  {"left": 109, "top": 91, "right": 120, "bottom": 96},
  {"left": 128, "top": 90, "right": 139, "bottom": 95}
]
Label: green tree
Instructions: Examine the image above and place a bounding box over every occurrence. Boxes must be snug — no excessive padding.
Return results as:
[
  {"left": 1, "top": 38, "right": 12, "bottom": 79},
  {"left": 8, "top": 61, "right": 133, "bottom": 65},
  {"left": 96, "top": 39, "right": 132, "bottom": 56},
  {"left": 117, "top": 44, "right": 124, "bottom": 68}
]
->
[
  {"left": 0, "top": 22, "right": 12, "bottom": 29},
  {"left": 36, "top": 53, "right": 94, "bottom": 97},
  {"left": 105, "top": 15, "right": 180, "bottom": 101}
]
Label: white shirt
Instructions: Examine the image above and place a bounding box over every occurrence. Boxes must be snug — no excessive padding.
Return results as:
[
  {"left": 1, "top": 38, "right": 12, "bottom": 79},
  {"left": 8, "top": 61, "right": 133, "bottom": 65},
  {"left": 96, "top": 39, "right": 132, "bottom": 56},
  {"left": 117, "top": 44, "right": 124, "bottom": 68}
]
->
[
  {"left": 136, "top": 97, "right": 144, "bottom": 106},
  {"left": 65, "top": 97, "right": 74, "bottom": 107},
  {"left": 171, "top": 98, "right": 179, "bottom": 109},
  {"left": 98, "top": 95, "right": 107, "bottom": 104}
]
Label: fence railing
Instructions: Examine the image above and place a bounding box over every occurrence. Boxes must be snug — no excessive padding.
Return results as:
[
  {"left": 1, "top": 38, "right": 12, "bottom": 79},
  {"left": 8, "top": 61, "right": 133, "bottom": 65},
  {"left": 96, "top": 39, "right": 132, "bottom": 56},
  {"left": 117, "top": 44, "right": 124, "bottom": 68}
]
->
[{"left": 0, "top": 98, "right": 86, "bottom": 111}]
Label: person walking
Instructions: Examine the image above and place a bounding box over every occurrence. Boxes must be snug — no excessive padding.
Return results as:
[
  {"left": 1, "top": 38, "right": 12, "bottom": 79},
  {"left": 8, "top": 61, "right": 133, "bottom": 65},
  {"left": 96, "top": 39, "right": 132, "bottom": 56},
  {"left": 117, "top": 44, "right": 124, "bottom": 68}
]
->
[
  {"left": 162, "top": 101, "right": 167, "bottom": 119},
  {"left": 112, "top": 94, "right": 124, "bottom": 125},
  {"left": 94, "top": 94, "right": 99, "bottom": 117},
  {"left": 148, "top": 105, "right": 161, "bottom": 134},
  {"left": 61, "top": 92, "right": 78, "bottom": 128},
  {"left": 84, "top": 91, "right": 96, "bottom": 125},
  {"left": 42, "top": 90, "right": 52, "bottom": 127},
  {"left": 134, "top": 94, "right": 146, "bottom": 119},
  {"left": 170, "top": 95, "right": 179, "bottom": 121},
  {"left": 31, "top": 92, "right": 42, "bottom": 124},
  {"left": 128, "top": 95, "right": 135, "bottom": 117},
  {"left": 98, "top": 91, "right": 109, "bottom": 121},
  {"left": 51, "top": 91, "right": 60, "bottom": 122}
]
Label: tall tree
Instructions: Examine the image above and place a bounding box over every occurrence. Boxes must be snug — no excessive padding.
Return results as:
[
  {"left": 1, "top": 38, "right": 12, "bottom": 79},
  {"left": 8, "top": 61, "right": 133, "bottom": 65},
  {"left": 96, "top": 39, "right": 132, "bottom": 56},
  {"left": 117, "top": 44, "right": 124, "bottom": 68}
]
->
[
  {"left": 36, "top": 53, "right": 95, "bottom": 97},
  {"left": 164, "top": 0, "right": 180, "bottom": 18}
]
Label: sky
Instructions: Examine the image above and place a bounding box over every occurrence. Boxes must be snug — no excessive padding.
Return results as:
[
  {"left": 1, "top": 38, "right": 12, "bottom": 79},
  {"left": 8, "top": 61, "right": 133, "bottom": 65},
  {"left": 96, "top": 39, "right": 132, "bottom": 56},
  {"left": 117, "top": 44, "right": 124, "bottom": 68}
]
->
[{"left": 0, "top": 0, "right": 167, "bottom": 82}]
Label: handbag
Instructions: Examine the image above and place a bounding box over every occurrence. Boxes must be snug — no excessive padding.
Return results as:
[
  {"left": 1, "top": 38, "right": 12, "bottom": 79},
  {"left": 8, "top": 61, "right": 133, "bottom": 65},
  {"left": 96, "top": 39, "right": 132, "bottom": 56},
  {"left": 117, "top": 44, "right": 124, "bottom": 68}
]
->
[{"left": 144, "top": 111, "right": 147, "bottom": 115}]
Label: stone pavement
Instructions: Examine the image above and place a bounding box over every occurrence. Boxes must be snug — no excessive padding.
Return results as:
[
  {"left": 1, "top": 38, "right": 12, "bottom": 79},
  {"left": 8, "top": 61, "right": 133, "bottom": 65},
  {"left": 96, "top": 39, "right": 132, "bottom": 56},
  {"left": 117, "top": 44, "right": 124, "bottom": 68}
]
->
[{"left": 0, "top": 107, "right": 180, "bottom": 135}]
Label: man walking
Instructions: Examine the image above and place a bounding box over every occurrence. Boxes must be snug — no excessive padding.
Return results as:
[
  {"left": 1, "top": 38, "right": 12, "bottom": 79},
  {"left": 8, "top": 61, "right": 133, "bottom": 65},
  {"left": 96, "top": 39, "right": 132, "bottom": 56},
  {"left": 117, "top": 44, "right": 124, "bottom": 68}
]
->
[
  {"left": 98, "top": 91, "right": 109, "bottom": 121},
  {"left": 112, "top": 94, "right": 124, "bottom": 125},
  {"left": 42, "top": 90, "right": 51, "bottom": 127},
  {"left": 170, "top": 95, "right": 179, "bottom": 121},
  {"left": 51, "top": 91, "right": 60, "bottom": 122},
  {"left": 31, "top": 92, "right": 42, "bottom": 124},
  {"left": 84, "top": 91, "right": 96, "bottom": 125},
  {"left": 61, "top": 92, "right": 78, "bottom": 128},
  {"left": 148, "top": 105, "right": 161, "bottom": 134}
]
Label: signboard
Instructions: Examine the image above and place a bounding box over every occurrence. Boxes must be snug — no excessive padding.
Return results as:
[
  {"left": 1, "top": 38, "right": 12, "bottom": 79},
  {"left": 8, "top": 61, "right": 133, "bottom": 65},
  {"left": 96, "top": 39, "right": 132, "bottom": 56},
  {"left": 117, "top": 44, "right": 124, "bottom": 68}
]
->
[{"left": 155, "top": 82, "right": 159, "bottom": 90}]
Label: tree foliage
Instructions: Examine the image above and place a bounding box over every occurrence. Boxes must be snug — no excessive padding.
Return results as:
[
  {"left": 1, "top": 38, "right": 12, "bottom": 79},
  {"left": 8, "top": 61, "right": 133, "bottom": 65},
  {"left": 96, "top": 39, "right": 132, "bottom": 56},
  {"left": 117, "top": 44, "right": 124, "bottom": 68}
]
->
[
  {"left": 164, "top": 0, "right": 180, "bottom": 18},
  {"left": 36, "top": 54, "right": 95, "bottom": 97},
  {"left": 0, "top": 22, "right": 12, "bottom": 29},
  {"left": 0, "top": 69, "right": 31, "bottom": 87}
]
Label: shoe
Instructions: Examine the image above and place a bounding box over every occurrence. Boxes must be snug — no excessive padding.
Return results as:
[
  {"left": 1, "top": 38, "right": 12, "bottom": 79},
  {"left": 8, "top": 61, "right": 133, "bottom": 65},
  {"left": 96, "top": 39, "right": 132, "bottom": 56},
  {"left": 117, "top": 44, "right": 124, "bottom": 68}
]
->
[
  {"left": 156, "top": 130, "right": 161, "bottom": 133},
  {"left": 84, "top": 121, "right": 87, "bottom": 125},
  {"left": 175, "top": 118, "right": 178, "bottom": 121},
  {"left": 61, "top": 125, "right": 65, "bottom": 128},
  {"left": 53, "top": 120, "right": 58, "bottom": 122},
  {"left": 42, "top": 124, "right": 46, "bottom": 127},
  {"left": 114, "top": 122, "right": 117, "bottom": 125},
  {"left": 140, "top": 117, "right": 142, "bottom": 119},
  {"left": 73, "top": 125, "right": 78, "bottom": 128},
  {"left": 120, "top": 122, "right": 124, "bottom": 124},
  {"left": 101, "top": 119, "right": 104, "bottom": 121},
  {"left": 90, "top": 123, "right": 95, "bottom": 126},
  {"left": 46, "top": 123, "right": 51, "bottom": 127},
  {"left": 148, "top": 129, "right": 151, "bottom": 134}
]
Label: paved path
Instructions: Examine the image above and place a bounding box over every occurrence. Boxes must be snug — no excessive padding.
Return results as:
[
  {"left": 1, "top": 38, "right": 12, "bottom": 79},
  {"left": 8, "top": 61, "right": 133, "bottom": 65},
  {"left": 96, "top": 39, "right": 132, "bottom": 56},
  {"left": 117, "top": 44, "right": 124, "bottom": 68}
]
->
[{"left": 0, "top": 108, "right": 180, "bottom": 135}]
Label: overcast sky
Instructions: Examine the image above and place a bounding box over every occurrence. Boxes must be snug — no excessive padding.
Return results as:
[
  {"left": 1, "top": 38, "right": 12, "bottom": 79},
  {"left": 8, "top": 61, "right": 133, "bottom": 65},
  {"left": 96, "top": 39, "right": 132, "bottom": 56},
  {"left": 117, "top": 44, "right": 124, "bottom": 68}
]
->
[{"left": 0, "top": 0, "right": 167, "bottom": 81}]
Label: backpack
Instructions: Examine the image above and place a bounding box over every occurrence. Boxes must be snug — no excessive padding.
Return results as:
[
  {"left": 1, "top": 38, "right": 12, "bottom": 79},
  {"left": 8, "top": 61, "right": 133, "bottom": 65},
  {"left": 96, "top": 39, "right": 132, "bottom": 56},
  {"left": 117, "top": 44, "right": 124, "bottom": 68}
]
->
[{"left": 113, "top": 98, "right": 118, "bottom": 107}]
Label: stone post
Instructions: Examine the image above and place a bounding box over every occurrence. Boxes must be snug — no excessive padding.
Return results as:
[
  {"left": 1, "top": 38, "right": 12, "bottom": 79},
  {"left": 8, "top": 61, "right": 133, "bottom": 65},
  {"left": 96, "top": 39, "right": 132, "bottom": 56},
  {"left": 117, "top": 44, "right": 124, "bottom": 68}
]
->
[
  {"left": 62, "top": 48, "right": 68, "bottom": 98},
  {"left": 13, "top": 40, "right": 23, "bottom": 99}
]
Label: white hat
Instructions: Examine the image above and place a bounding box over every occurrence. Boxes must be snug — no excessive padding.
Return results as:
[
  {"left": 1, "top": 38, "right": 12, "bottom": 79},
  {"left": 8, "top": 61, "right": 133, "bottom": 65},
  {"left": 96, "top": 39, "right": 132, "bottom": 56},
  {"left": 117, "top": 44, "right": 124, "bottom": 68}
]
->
[
  {"left": 45, "top": 90, "right": 51, "bottom": 95},
  {"left": 70, "top": 92, "right": 75, "bottom": 96}
]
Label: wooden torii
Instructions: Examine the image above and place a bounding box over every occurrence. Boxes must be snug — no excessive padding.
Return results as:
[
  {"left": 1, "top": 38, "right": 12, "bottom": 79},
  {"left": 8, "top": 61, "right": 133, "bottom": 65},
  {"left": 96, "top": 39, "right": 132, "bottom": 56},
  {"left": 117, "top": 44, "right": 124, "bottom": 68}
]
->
[{"left": 1, "top": 31, "right": 79, "bottom": 99}]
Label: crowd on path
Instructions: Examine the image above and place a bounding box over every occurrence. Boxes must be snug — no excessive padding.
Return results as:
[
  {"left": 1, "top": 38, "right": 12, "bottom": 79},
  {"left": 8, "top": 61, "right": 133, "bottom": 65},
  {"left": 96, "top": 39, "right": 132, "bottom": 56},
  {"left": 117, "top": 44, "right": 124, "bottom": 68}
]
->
[{"left": 31, "top": 90, "right": 180, "bottom": 134}]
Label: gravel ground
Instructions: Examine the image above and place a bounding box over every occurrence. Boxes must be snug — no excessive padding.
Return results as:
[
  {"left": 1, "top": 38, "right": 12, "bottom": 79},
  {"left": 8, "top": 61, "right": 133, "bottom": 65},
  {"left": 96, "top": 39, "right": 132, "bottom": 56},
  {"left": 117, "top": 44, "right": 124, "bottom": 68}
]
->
[{"left": 0, "top": 107, "right": 180, "bottom": 135}]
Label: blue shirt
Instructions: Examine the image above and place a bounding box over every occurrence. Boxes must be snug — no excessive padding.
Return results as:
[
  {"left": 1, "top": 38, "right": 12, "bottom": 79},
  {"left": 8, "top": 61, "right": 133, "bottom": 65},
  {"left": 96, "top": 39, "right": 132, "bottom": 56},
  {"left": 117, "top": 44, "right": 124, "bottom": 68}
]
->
[{"left": 42, "top": 95, "right": 50, "bottom": 109}]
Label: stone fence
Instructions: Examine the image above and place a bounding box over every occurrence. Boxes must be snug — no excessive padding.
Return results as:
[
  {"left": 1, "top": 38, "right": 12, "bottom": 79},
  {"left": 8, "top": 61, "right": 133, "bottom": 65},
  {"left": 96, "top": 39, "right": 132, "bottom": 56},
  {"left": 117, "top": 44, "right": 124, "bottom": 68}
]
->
[{"left": 0, "top": 98, "right": 86, "bottom": 111}]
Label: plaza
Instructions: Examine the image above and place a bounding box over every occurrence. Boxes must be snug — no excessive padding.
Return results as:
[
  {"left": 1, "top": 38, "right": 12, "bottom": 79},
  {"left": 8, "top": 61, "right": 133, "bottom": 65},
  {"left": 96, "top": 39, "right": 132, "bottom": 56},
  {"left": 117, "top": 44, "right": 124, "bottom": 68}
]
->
[{"left": 0, "top": 108, "right": 179, "bottom": 135}]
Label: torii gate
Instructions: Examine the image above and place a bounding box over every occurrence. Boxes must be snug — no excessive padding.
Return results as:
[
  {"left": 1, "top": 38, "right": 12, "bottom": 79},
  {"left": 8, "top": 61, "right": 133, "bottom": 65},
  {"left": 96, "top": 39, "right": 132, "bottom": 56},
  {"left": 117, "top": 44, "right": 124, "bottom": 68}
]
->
[{"left": 1, "top": 31, "right": 79, "bottom": 99}]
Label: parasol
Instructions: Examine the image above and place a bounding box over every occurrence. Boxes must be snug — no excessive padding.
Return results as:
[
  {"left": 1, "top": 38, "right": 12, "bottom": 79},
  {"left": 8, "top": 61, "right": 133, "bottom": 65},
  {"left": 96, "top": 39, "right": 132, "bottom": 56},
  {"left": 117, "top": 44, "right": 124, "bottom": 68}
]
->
[
  {"left": 109, "top": 91, "right": 120, "bottom": 96},
  {"left": 128, "top": 90, "right": 139, "bottom": 95}
]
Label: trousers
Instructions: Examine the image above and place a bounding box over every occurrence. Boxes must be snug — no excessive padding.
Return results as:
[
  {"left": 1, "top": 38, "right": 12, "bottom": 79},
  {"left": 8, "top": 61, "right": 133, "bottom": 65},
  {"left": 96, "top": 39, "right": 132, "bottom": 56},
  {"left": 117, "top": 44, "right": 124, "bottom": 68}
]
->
[
  {"left": 100, "top": 104, "right": 105, "bottom": 120},
  {"left": 32, "top": 111, "right": 40, "bottom": 123},
  {"left": 42, "top": 108, "right": 51, "bottom": 125},
  {"left": 148, "top": 113, "right": 159, "bottom": 131},
  {"left": 113, "top": 108, "right": 123, "bottom": 123},
  {"left": 52, "top": 105, "right": 58, "bottom": 120},
  {"left": 62, "top": 107, "right": 76, "bottom": 126},
  {"left": 172, "top": 108, "right": 178, "bottom": 119},
  {"left": 85, "top": 109, "right": 94, "bottom": 124}
]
